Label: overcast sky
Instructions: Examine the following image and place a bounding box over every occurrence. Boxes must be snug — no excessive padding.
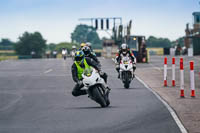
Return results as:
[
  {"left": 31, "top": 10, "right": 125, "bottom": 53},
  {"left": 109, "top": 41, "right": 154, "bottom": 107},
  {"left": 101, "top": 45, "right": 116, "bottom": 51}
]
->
[{"left": 0, "top": 0, "right": 199, "bottom": 43}]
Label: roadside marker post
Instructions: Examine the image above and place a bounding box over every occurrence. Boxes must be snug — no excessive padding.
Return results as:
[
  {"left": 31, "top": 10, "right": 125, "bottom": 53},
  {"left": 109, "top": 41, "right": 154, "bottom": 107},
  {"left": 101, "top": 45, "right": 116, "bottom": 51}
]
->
[
  {"left": 164, "top": 57, "right": 167, "bottom": 87},
  {"left": 180, "top": 58, "right": 184, "bottom": 98},
  {"left": 190, "top": 61, "right": 195, "bottom": 97},
  {"left": 172, "top": 57, "right": 176, "bottom": 86}
]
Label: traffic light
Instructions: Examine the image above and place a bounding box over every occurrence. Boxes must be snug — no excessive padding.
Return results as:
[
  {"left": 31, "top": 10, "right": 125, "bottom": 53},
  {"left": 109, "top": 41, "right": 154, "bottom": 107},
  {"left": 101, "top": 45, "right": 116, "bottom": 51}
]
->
[
  {"left": 106, "top": 19, "right": 109, "bottom": 29},
  {"left": 101, "top": 19, "right": 104, "bottom": 30},
  {"left": 95, "top": 19, "right": 98, "bottom": 29},
  {"left": 118, "top": 25, "right": 123, "bottom": 40}
]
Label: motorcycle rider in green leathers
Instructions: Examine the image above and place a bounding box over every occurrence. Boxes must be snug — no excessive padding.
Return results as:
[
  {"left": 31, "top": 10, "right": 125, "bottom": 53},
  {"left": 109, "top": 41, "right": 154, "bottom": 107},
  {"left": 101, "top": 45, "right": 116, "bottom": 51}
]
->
[{"left": 71, "top": 50, "right": 108, "bottom": 97}]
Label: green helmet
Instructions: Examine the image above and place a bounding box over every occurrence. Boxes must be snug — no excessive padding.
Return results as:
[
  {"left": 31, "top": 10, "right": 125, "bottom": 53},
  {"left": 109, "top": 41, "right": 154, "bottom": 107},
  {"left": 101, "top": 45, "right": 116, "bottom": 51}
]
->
[{"left": 75, "top": 50, "right": 85, "bottom": 65}]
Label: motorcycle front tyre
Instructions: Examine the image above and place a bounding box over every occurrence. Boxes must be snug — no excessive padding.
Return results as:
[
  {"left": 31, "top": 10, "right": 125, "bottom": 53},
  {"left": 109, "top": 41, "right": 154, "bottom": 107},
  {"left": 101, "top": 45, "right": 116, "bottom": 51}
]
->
[
  {"left": 124, "top": 81, "right": 130, "bottom": 89},
  {"left": 92, "top": 85, "right": 107, "bottom": 108}
]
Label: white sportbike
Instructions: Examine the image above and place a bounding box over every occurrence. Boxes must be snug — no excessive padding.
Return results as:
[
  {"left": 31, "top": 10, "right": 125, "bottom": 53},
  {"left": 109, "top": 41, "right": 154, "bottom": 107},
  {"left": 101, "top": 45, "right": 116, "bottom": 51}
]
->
[
  {"left": 82, "top": 68, "right": 110, "bottom": 107},
  {"left": 119, "top": 56, "right": 135, "bottom": 89}
]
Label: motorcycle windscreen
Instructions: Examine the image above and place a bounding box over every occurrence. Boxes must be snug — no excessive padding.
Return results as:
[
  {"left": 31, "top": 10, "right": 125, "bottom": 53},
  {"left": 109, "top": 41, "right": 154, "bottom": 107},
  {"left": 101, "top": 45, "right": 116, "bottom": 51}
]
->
[
  {"left": 122, "top": 57, "right": 130, "bottom": 64},
  {"left": 83, "top": 68, "right": 93, "bottom": 77}
]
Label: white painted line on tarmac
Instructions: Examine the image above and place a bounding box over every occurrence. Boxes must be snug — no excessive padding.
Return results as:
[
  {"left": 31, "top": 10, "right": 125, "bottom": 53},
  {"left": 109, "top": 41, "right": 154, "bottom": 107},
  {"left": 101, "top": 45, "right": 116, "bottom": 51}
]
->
[
  {"left": 0, "top": 93, "right": 22, "bottom": 111},
  {"left": 111, "top": 58, "right": 115, "bottom": 62},
  {"left": 44, "top": 69, "right": 53, "bottom": 74},
  {"left": 194, "top": 56, "right": 200, "bottom": 61},
  {"left": 149, "top": 63, "right": 162, "bottom": 72},
  {"left": 136, "top": 76, "right": 188, "bottom": 133}
]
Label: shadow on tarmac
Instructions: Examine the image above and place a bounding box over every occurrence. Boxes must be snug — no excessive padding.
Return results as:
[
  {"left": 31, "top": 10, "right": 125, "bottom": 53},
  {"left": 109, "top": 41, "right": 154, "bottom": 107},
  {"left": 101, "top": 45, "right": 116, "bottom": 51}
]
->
[
  {"left": 114, "top": 87, "right": 142, "bottom": 90},
  {"left": 65, "top": 106, "right": 118, "bottom": 110}
]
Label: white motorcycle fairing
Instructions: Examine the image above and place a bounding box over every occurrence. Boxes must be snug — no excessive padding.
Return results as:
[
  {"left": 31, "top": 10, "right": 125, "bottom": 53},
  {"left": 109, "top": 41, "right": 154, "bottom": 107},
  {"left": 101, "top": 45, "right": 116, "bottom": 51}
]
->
[
  {"left": 82, "top": 68, "right": 106, "bottom": 89},
  {"left": 119, "top": 56, "right": 134, "bottom": 88},
  {"left": 82, "top": 68, "right": 110, "bottom": 107},
  {"left": 119, "top": 57, "right": 134, "bottom": 75}
]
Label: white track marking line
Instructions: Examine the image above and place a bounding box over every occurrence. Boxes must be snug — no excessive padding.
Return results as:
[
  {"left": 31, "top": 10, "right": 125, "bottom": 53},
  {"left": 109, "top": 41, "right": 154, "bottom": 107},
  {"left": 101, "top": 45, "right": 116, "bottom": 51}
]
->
[
  {"left": 44, "top": 69, "right": 53, "bottom": 74},
  {"left": 149, "top": 63, "right": 162, "bottom": 72},
  {"left": 193, "top": 56, "right": 200, "bottom": 63},
  {"left": 0, "top": 93, "right": 22, "bottom": 111},
  {"left": 111, "top": 58, "right": 115, "bottom": 62},
  {"left": 136, "top": 76, "right": 188, "bottom": 133}
]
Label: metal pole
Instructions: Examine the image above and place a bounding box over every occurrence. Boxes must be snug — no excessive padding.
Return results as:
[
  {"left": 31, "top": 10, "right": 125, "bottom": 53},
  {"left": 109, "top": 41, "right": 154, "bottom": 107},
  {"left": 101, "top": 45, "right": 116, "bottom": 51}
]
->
[{"left": 91, "top": 19, "right": 93, "bottom": 26}]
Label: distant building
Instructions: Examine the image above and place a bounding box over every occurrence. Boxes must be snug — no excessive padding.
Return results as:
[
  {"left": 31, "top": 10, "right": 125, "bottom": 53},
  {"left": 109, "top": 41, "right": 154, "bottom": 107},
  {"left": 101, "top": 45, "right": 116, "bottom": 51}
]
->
[{"left": 185, "top": 12, "right": 200, "bottom": 55}]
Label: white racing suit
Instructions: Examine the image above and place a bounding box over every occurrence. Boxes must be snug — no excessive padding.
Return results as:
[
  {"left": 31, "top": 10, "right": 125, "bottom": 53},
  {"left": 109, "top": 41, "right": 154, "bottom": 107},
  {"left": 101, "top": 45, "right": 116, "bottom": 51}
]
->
[{"left": 115, "top": 51, "right": 136, "bottom": 77}]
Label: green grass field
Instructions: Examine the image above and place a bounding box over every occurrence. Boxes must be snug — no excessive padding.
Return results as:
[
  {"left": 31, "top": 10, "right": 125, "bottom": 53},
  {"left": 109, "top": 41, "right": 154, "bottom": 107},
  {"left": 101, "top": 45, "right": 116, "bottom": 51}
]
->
[
  {"left": 0, "top": 50, "right": 15, "bottom": 53},
  {"left": 0, "top": 50, "right": 18, "bottom": 61}
]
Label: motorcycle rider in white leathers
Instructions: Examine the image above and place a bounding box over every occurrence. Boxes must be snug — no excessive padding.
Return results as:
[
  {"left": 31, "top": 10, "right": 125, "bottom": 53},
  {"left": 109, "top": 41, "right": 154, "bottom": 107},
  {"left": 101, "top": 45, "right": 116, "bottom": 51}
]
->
[{"left": 115, "top": 43, "right": 136, "bottom": 78}]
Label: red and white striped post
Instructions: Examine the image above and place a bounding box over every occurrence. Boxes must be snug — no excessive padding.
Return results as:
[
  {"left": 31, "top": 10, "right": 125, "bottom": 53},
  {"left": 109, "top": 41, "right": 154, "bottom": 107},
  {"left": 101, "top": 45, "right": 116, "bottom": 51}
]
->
[
  {"left": 180, "top": 58, "right": 184, "bottom": 98},
  {"left": 164, "top": 57, "right": 167, "bottom": 86},
  {"left": 172, "top": 57, "right": 175, "bottom": 86},
  {"left": 190, "top": 61, "right": 195, "bottom": 97}
]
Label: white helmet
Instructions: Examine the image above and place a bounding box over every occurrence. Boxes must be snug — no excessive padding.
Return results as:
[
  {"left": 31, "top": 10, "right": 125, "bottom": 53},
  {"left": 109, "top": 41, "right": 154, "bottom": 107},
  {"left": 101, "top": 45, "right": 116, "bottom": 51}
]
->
[
  {"left": 121, "top": 43, "right": 128, "bottom": 54},
  {"left": 72, "top": 45, "right": 76, "bottom": 49},
  {"left": 86, "top": 42, "right": 92, "bottom": 47}
]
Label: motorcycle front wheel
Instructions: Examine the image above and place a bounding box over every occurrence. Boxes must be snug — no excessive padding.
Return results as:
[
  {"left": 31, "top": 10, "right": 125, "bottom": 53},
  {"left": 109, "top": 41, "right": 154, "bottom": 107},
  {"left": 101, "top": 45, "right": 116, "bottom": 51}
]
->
[
  {"left": 92, "top": 85, "right": 107, "bottom": 108},
  {"left": 124, "top": 81, "right": 130, "bottom": 89}
]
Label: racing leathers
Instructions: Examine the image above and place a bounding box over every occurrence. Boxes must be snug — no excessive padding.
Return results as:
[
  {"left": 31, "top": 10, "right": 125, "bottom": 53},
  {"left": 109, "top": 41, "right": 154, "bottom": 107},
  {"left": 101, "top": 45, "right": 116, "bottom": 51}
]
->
[
  {"left": 71, "top": 57, "right": 107, "bottom": 97},
  {"left": 115, "top": 50, "right": 136, "bottom": 78},
  {"left": 85, "top": 52, "right": 100, "bottom": 66}
]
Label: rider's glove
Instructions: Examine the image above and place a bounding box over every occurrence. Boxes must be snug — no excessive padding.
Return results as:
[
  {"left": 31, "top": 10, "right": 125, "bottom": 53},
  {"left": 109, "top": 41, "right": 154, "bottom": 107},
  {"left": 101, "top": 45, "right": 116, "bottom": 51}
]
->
[
  {"left": 77, "top": 81, "right": 83, "bottom": 86},
  {"left": 98, "top": 70, "right": 104, "bottom": 76},
  {"left": 116, "top": 64, "right": 119, "bottom": 69}
]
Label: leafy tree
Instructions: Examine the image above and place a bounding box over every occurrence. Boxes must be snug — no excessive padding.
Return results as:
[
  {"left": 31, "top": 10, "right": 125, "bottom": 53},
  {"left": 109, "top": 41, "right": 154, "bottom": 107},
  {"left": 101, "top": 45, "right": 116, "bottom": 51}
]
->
[
  {"left": 171, "top": 37, "right": 185, "bottom": 48},
  {"left": 55, "top": 42, "right": 79, "bottom": 52},
  {"left": 15, "top": 32, "right": 46, "bottom": 58},
  {"left": 71, "top": 24, "right": 101, "bottom": 48},
  {"left": 0, "top": 38, "right": 15, "bottom": 50},
  {"left": 0, "top": 39, "right": 13, "bottom": 46},
  {"left": 47, "top": 43, "right": 57, "bottom": 51},
  {"left": 146, "top": 36, "right": 172, "bottom": 48}
]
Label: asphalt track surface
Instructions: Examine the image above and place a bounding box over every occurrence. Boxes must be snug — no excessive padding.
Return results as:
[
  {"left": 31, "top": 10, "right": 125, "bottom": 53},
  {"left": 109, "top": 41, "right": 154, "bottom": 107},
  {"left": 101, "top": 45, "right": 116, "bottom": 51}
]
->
[{"left": 0, "top": 58, "right": 181, "bottom": 133}]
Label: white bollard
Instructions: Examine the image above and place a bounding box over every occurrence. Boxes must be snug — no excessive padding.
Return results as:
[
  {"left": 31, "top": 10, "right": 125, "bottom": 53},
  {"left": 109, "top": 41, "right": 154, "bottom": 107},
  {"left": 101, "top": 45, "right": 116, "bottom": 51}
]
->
[
  {"left": 180, "top": 57, "right": 184, "bottom": 98},
  {"left": 172, "top": 57, "right": 175, "bottom": 86},
  {"left": 190, "top": 61, "right": 195, "bottom": 97},
  {"left": 164, "top": 57, "right": 167, "bottom": 86}
]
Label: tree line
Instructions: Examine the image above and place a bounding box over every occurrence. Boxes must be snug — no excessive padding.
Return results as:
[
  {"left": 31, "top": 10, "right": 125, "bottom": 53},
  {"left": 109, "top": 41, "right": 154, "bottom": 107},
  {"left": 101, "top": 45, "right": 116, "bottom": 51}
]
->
[
  {"left": 0, "top": 39, "right": 15, "bottom": 50},
  {"left": 0, "top": 24, "right": 184, "bottom": 58},
  {"left": 146, "top": 36, "right": 184, "bottom": 48}
]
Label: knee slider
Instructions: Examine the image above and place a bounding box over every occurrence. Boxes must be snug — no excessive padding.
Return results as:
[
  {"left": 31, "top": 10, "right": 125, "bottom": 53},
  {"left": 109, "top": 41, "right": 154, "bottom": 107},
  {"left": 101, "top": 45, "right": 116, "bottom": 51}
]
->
[{"left": 72, "top": 90, "right": 79, "bottom": 97}]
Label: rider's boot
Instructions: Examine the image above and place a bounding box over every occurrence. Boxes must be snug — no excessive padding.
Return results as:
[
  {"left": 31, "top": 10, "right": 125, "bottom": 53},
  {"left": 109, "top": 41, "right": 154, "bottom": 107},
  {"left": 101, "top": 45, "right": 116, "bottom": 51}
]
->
[
  {"left": 132, "top": 73, "right": 135, "bottom": 79},
  {"left": 132, "top": 66, "right": 136, "bottom": 79},
  {"left": 116, "top": 67, "right": 120, "bottom": 79},
  {"left": 118, "top": 72, "right": 120, "bottom": 79}
]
